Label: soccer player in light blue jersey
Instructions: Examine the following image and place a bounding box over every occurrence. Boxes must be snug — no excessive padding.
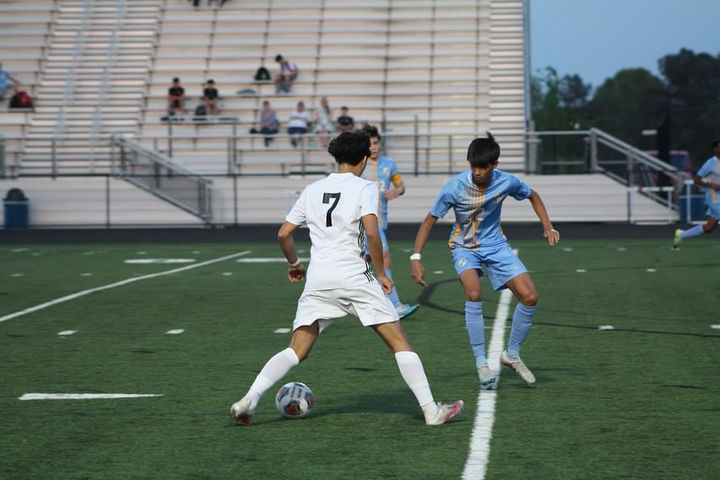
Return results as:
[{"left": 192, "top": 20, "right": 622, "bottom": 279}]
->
[
  {"left": 673, "top": 139, "right": 720, "bottom": 248},
  {"left": 361, "top": 124, "right": 419, "bottom": 319},
  {"left": 410, "top": 133, "right": 559, "bottom": 389}
]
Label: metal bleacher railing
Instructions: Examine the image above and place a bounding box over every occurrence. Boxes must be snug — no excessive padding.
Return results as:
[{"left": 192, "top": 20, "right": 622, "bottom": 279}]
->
[{"left": 112, "top": 133, "right": 212, "bottom": 221}]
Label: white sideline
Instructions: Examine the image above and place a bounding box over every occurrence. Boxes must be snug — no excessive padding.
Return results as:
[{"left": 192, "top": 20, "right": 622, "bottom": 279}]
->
[
  {"left": 19, "top": 393, "right": 162, "bottom": 400},
  {"left": 0, "top": 251, "right": 251, "bottom": 324},
  {"left": 462, "top": 249, "right": 517, "bottom": 480}
]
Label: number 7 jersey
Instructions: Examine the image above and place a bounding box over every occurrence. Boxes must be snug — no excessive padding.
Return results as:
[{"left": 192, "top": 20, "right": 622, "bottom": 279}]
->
[{"left": 285, "top": 172, "right": 379, "bottom": 291}]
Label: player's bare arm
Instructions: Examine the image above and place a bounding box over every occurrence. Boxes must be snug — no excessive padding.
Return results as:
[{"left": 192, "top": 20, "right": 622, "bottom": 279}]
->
[
  {"left": 410, "top": 213, "right": 439, "bottom": 287},
  {"left": 694, "top": 175, "right": 720, "bottom": 191},
  {"left": 362, "top": 213, "right": 393, "bottom": 294},
  {"left": 528, "top": 190, "right": 559, "bottom": 246},
  {"left": 277, "top": 221, "right": 306, "bottom": 282},
  {"left": 384, "top": 175, "right": 406, "bottom": 200}
]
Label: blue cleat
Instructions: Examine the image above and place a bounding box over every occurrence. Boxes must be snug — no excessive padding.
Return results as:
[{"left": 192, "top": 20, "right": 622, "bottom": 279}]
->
[{"left": 396, "top": 303, "right": 419, "bottom": 319}]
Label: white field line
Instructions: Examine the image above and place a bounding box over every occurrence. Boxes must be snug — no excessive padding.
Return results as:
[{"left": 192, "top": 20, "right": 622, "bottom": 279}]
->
[
  {"left": 462, "top": 249, "right": 517, "bottom": 480},
  {"left": 19, "top": 393, "right": 162, "bottom": 400},
  {"left": 0, "top": 251, "right": 251, "bottom": 324}
]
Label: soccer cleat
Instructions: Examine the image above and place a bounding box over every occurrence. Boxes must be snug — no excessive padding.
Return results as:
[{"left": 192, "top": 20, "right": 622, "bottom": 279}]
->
[
  {"left": 396, "top": 303, "right": 420, "bottom": 319},
  {"left": 477, "top": 365, "right": 498, "bottom": 390},
  {"left": 230, "top": 397, "right": 255, "bottom": 426},
  {"left": 672, "top": 229, "right": 683, "bottom": 249},
  {"left": 424, "top": 400, "right": 464, "bottom": 426},
  {"left": 500, "top": 351, "right": 536, "bottom": 385}
]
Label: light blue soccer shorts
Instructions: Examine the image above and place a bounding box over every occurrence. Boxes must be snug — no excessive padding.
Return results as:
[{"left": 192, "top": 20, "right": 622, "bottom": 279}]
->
[
  {"left": 706, "top": 203, "right": 720, "bottom": 220},
  {"left": 451, "top": 243, "right": 527, "bottom": 291}
]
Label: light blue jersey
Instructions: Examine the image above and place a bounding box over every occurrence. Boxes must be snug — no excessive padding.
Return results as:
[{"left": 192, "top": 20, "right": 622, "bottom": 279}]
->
[
  {"left": 363, "top": 154, "right": 399, "bottom": 230},
  {"left": 696, "top": 156, "right": 720, "bottom": 219},
  {"left": 430, "top": 169, "right": 532, "bottom": 249}
]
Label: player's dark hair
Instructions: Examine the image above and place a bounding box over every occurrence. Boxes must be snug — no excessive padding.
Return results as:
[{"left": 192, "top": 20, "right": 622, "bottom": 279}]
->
[
  {"left": 712, "top": 139, "right": 720, "bottom": 150},
  {"left": 467, "top": 132, "right": 500, "bottom": 167},
  {"left": 361, "top": 124, "right": 381, "bottom": 141},
  {"left": 328, "top": 131, "right": 370, "bottom": 166}
]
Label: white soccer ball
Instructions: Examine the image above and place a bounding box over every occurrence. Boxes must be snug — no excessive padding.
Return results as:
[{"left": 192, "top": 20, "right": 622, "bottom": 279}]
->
[{"left": 275, "top": 382, "right": 315, "bottom": 419}]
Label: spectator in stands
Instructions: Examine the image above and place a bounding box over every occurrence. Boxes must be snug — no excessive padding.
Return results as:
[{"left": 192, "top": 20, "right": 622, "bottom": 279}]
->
[
  {"left": 287, "top": 101, "right": 311, "bottom": 148},
  {"left": 257, "top": 100, "right": 279, "bottom": 147},
  {"left": 0, "top": 61, "right": 20, "bottom": 102},
  {"left": 202, "top": 79, "right": 220, "bottom": 116},
  {"left": 336, "top": 106, "right": 355, "bottom": 133},
  {"left": 167, "top": 78, "right": 185, "bottom": 116},
  {"left": 274, "top": 54, "right": 298, "bottom": 94},
  {"left": 313, "top": 96, "right": 334, "bottom": 147},
  {"left": 8, "top": 85, "right": 33, "bottom": 111}
]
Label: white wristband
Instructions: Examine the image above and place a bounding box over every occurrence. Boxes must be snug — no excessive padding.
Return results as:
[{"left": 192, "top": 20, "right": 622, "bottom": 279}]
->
[
  {"left": 409, "top": 253, "right": 421, "bottom": 261},
  {"left": 288, "top": 258, "right": 301, "bottom": 267}
]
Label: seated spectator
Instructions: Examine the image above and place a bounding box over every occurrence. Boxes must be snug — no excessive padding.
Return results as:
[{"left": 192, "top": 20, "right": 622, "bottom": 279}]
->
[
  {"left": 256, "top": 100, "right": 279, "bottom": 147},
  {"left": 202, "top": 79, "right": 220, "bottom": 115},
  {"left": 0, "top": 61, "right": 19, "bottom": 102},
  {"left": 167, "top": 77, "right": 185, "bottom": 116},
  {"left": 274, "top": 54, "right": 298, "bottom": 94},
  {"left": 287, "top": 101, "right": 311, "bottom": 148},
  {"left": 335, "top": 106, "right": 355, "bottom": 133},
  {"left": 9, "top": 85, "right": 33, "bottom": 110},
  {"left": 313, "top": 96, "right": 334, "bottom": 147}
]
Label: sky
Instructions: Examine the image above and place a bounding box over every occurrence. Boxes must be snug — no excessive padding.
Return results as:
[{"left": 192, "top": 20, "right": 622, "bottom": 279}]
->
[{"left": 530, "top": 0, "right": 720, "bottom": 88}]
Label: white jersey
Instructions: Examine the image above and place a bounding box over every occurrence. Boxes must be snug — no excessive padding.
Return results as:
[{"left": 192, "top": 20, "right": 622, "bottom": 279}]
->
[{"left": 286, "top": 172, "right": 379, "bottom": 291}]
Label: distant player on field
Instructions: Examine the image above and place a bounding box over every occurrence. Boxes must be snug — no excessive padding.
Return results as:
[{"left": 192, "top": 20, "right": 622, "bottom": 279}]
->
[
  {"left": 673, "top": 139, "right": 720, "bottom": 248},
  {"left": 361, "top": 124, "right": 419, "bottom": 319},
  {"left": 231, "top": 131, "right": 463, "bottom": 426},
  {"left": 409, "top": 133, "right": 559, "bottom": 389}
]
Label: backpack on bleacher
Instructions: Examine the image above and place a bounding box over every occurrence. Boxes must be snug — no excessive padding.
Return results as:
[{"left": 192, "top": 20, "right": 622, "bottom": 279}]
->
[
  {"left": 193, "top": 104, "right": 207, "bottom": 120},
  {"left": 254, "top": 66, "right": 271, "bottom": 81}
]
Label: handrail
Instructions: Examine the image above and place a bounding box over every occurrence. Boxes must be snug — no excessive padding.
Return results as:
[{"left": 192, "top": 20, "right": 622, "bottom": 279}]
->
[
  {"left": 592, "top": 128, "right": 680, "bottom": 175},
  {"left": 112, "top": 134, "right": 213, "bottom": 222}
]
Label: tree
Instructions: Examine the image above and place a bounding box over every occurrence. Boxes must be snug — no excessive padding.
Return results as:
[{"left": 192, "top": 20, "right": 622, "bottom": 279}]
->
[
  {"left": 531, "top": 67, "right": 592, "bottom": 130},
  {"left": 589, "top": 68, "right": 668, "bottom": 147},
  {"left": 658, "top": 48, "right": 720, "bottom": 167}
]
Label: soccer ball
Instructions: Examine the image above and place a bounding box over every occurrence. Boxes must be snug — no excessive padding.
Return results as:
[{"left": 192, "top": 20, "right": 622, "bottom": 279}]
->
[{"left": 275, "top": 382, "right": 315, "bottom": 419}]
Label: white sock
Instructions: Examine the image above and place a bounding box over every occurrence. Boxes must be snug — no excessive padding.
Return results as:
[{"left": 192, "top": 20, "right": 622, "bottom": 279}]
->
[
  {"left": 394, "top": 351, "right": 438, "bottom": 416},
  {"left": 245, "top": 347, "right": 299, "bottom": 409}
]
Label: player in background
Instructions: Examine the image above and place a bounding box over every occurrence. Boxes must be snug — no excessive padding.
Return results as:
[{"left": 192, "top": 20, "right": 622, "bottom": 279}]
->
[
  {"left": 360, "top": 124, "right": 419, "bottom": 319},
  {"left": 673, "top": 139, "right": 720, "bottom": 248},
  {"left": 231, "top": 131, "right": 463, "bottom": 426},
  {"left": 409, "top": 133, "right": 559, "bottom": 389}
]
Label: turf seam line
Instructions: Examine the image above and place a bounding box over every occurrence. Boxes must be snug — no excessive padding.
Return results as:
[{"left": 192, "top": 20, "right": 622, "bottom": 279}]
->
[
  {"left": 0, "top": 251, "right": 251, "bottom": 324},
  {"left": 462, "top": 249, "right": 516, "bottom": 480}
]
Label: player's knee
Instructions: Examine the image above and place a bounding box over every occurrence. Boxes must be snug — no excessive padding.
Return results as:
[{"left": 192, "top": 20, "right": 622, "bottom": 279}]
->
[
  {"left": 465, "top": 289, "right": 482, "bottom": 302},
  {"left": 521, "top": 292, "right": 538, "bottom": 306}
]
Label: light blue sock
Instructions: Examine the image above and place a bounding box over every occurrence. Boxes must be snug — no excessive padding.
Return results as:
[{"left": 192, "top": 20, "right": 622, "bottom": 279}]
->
[
  {"left": 681, "top": 225, "right": 704, "bottom": 239},
  {"left": 464, "top": 301, "right": 486, "bottom": 366},
  {"left": 386, "top": 268, "right": 402, "bottom": 308},
  {"left": 507, "top": 304, "right": 536, "bottom": 358}
]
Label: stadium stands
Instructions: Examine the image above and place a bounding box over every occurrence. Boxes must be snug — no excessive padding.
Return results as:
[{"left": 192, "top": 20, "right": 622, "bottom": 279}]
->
[
  {"left": 140, "top": 0, "right": 528, "bottom": 174},
  {"left": 0, "top": 0, "right": 682, "bottom": 227}
]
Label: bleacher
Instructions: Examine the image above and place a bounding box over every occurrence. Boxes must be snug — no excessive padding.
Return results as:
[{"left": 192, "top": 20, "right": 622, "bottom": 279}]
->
[
  {"left": 139, "top": 0, "right": 527, "bottom": 174},
  {"left": 0, "top": 0, "right": 681, "bottom": 227}
]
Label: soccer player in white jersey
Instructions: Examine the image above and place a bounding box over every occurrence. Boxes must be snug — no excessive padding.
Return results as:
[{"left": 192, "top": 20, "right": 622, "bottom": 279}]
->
[
  {"left": 409, "top": 133, "right": 559, "bottom": 390},
  {"left": 673, "top": 139, "right": 720, "bottom": 248},
  {"left": 231, "top": 131, "right": 463, "bottom": 426},
  {"left": 361, "top": 124, "right": 419, "bottom": 319}
]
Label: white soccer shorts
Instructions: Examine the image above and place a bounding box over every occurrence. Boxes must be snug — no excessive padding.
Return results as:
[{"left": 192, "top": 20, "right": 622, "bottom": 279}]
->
[{"left": 293, "top": 280, "right": 400, "bottom": 331}]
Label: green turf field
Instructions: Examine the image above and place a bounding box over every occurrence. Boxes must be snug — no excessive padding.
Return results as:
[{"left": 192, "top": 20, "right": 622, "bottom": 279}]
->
[{"left": 1, "top": 238, "right": 718, "bottom": 479}]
